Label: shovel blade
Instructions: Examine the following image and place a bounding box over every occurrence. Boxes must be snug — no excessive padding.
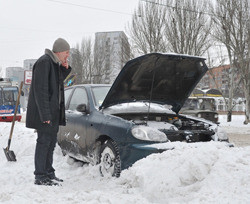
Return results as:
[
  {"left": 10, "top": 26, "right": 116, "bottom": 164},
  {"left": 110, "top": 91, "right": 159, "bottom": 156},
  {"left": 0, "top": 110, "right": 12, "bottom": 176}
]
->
[{"left": 3, "top": 148, "right": 17, "bottom": 162}]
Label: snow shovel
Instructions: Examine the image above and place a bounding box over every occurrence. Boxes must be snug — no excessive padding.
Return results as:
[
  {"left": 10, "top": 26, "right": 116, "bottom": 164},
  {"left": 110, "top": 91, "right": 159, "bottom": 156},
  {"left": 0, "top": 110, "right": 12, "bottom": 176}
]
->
[{"left": 3, "top": 81, "right": 23, "bottom": 162}]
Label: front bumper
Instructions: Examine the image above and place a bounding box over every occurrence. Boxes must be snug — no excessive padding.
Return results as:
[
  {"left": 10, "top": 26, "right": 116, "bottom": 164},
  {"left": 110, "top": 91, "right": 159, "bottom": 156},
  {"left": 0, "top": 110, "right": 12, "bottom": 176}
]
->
[
  {"left": 120, "top": 142, "right": 174, "bottom": 170},
  {"left": 0, "top": 114, "right": 22, "bottom": 122}
]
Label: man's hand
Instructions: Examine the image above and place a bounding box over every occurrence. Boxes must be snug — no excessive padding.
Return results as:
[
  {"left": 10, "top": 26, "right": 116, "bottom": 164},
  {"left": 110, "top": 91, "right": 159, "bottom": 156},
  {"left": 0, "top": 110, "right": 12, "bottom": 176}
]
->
[
  {"left": 43, "top": 120, "right": 51, "bottom": 124},
  {"left": 61, "top": 60, "right": 69, "bottom": 69}
]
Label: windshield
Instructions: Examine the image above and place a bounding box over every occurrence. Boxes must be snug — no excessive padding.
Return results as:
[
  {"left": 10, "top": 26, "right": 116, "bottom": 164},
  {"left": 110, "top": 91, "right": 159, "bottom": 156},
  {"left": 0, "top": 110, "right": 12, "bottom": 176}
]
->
[
  {"left": 0, "top": 88, "right": 2, "bottom": 105},
  {"left": 182, "top": 98, "right": 199, "bottom": 110},
  {"left": 200, "top": 98, "right": 216, "bottom": 111},
  {"left": 2, "top": 87, "right": 18, "bottom": 105},
  {"left": 91, "top": 86, "right": 111, "bottom": 107}
]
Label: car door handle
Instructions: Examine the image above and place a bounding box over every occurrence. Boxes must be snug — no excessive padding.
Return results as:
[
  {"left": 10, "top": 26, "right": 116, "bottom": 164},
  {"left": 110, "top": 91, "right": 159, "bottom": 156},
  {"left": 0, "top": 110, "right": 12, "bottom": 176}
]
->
[{"left": 66, "top": 110, "right": 73, "bottom": 113}]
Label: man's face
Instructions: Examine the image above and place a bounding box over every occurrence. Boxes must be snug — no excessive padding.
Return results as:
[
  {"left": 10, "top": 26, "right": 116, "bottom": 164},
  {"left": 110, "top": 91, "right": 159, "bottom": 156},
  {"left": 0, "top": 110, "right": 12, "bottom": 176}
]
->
[{"left": 56, "top": 50, "right": 70, "bottom": 63}]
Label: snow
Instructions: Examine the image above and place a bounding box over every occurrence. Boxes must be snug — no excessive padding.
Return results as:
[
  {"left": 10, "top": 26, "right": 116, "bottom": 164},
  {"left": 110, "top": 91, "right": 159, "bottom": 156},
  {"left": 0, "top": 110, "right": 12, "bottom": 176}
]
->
[
  {"left": 103, "top": 102, "right": 174, "bottom": 115},
  {"left": 0, "top": 115, "right": 250, "bottom": 203}
]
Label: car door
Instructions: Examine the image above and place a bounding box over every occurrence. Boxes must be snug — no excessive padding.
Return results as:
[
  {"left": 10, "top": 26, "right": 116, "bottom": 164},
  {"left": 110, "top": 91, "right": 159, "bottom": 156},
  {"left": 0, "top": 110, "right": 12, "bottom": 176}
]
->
[
  {"left": 58, "top": 87, "right": 79, "bottom": 155},
  {"left": 66, "top": 87, "right": 89, "bottom": 158}
]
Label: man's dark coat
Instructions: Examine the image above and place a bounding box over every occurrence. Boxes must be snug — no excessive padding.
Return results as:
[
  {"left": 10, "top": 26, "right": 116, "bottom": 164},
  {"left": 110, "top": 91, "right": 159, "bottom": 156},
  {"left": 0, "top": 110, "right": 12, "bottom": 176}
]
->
[{"left": 26, "top": 49, "right": 71, "bottom": 133}]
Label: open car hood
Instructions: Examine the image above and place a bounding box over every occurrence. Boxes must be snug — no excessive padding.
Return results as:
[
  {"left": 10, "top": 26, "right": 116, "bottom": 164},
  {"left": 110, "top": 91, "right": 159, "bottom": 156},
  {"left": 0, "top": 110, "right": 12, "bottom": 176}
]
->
[{"left": 100, "top": 53, "right": 208, "bottom": 113}]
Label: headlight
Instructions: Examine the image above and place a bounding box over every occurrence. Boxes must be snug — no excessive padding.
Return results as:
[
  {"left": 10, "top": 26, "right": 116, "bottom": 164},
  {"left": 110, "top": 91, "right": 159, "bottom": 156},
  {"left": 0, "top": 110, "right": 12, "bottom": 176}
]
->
[
  {"left": 131, "top": 126, "right": 168, "bottom": 142},
  {"left": 214, "top": 114, "right": 218, "bottom": 118},
  {"left": 197, "top": 113, "right": 202, "bottom": 117}
]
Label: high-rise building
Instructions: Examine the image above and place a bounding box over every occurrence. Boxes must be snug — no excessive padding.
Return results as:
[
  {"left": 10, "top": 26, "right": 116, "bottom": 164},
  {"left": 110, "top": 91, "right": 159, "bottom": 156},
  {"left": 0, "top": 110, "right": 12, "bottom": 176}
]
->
[
  {"left": 5, "top": 67, "right": 24, "bottom": 84},
  {"left": 94, "top": 31, "right": 130, "bottom": 84},
  {"left": 23, "top": 59, "right": 37, "bottom": 70}
]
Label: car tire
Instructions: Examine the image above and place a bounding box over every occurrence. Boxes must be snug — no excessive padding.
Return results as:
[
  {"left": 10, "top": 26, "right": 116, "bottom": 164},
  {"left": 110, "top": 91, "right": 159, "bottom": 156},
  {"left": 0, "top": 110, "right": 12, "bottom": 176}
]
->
[{"left": 99, "top": 140, "right": 121, "bottom": 177}]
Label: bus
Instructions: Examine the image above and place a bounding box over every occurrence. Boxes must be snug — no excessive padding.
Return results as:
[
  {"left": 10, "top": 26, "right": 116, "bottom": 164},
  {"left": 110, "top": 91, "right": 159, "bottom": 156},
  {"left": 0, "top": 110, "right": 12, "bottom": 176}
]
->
[
  {"left": 180, "top": 97, "right": 219, "bottom": 123},
  {"left": 0, "top": 78, "right": 22, "bottom": 122}
]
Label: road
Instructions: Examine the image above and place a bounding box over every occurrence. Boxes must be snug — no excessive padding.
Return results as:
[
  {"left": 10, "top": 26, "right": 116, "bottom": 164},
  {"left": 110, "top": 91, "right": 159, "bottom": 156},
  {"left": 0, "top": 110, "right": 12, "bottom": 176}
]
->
[{"left": 222, "top": 126, "right": 250, "bottom": 147}]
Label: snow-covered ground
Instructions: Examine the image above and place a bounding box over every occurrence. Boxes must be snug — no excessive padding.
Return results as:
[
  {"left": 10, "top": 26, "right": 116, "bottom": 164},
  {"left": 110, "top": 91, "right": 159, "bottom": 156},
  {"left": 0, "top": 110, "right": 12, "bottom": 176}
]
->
[{"left": 0, "top": 115, "right": 249, "bottom": 203}]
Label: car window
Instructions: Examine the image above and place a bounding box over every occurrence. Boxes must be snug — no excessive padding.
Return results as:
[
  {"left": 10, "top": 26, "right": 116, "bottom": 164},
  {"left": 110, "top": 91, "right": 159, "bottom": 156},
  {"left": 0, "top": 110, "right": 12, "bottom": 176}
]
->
[
  {"left": 68, "top": 87, "right": 88, "bottom": 111},
  {"left": 2, "top": 87, "right": 18, "bottom": 105},
  {"left": 64, "top": 88, "right": 72, "bottom": 105},
  {"left": 0, "top": 88, "right": 3, "bottom": 105}
]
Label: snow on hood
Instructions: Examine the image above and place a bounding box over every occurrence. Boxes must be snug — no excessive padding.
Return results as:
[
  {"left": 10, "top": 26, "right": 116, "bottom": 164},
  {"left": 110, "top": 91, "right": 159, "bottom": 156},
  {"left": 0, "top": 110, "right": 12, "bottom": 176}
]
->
[
  {"left": 103, "top": 101, "right": 175, "bottom": 115},
  {"left": 100, "top": 53, "right": 208, "bottom": 113}
]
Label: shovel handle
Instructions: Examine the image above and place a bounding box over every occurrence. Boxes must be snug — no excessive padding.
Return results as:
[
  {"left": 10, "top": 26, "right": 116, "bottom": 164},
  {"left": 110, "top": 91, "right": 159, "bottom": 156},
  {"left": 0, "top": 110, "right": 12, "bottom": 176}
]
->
[
  {"left": 8, "top": 81, "right": 23, "bottom": 148},
  {"left": 6, "top": 139, "right": 11, "bottom": 151}
]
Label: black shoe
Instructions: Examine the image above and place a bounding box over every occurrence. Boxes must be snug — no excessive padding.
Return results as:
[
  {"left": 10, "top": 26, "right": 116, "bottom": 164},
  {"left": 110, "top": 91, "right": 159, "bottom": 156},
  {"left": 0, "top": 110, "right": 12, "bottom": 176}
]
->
[
  {"left": 34, "top": 178, "right": 59, "bottom": 186},
  {"left": 48, "top": 175, "right": 63, "bottom": 182}
]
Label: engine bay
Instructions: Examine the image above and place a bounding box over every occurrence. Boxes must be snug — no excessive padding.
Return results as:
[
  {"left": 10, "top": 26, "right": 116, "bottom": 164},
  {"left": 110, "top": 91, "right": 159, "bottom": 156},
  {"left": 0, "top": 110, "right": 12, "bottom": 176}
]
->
[{"left": 114, "top": 113, "right": 215, "bottom": 142}]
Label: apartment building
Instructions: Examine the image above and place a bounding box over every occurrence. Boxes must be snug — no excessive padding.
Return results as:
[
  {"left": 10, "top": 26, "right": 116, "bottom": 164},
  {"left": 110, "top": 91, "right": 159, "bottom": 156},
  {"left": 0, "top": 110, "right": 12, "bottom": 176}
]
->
[
  {"left": 94, "top": 31, "right": 130, "bottom": 84},
  {"left": 198, "top": 64, "right": 244, "bottom": 98}
]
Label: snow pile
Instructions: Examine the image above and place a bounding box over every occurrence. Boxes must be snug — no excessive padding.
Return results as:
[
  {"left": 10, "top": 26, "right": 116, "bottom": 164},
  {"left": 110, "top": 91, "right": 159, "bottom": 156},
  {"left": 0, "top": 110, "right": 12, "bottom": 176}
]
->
[
  {"left": 0, "top": 116, "right": 250, "bottom": 203},
  {"left": 120, "top": 143, "right": 250, "bottom": 203}
]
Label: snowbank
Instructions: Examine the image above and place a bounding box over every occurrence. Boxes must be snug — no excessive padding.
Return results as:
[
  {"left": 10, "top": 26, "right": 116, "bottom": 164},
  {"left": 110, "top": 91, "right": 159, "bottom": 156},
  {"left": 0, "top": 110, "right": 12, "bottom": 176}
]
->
[{"left": 0, "top": 116, "right": 249, "bottom": 203}]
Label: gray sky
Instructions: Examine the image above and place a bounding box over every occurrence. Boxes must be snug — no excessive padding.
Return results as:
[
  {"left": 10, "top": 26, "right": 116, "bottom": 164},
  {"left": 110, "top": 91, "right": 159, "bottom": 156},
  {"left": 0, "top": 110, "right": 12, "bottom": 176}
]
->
[{"left": 0, "top": 0, "right": 140, "bottom": 69}]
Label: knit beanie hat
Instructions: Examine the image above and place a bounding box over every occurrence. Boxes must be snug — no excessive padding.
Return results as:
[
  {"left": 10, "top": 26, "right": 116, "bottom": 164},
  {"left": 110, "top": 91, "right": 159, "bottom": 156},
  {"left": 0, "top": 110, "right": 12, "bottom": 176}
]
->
[{"left": 52, "top": 38, "right": 70, "bottom": 53}]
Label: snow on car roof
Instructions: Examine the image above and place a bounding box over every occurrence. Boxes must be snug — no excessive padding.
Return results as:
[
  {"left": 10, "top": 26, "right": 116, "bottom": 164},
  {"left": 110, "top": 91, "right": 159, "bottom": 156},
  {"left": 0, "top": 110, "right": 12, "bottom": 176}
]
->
[{"left": 157, "top": 52, "right": 206, "bottom": 60}]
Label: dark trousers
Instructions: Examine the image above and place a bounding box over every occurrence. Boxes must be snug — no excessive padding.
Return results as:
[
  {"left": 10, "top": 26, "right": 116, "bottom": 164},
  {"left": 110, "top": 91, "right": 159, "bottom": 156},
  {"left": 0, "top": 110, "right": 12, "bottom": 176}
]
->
[{"left": 34, "top": 130, "right": 57, "bottom": 180}]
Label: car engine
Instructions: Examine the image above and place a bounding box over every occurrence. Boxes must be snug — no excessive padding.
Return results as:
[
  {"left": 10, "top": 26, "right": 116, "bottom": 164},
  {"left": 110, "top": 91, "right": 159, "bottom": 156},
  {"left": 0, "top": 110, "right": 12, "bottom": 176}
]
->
[{"left": 114, "top": 113, "right": 215, "bottom": 142}]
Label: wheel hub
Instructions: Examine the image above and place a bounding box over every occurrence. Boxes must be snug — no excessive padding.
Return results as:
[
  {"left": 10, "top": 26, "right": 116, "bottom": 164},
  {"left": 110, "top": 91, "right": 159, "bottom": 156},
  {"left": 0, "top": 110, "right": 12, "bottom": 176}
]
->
[
  {"left": 103, "top": 153, "right": 113, "bottom": 169},
  {"left": 101, "top": 147, "right": 115, "bottom": 175}
]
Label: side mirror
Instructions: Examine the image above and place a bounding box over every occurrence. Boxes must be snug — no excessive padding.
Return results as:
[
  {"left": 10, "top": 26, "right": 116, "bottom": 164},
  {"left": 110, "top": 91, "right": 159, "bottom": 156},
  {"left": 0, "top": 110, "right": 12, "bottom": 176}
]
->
[{"left": 76, "top": 103, "right": 88, "bottom": 113}]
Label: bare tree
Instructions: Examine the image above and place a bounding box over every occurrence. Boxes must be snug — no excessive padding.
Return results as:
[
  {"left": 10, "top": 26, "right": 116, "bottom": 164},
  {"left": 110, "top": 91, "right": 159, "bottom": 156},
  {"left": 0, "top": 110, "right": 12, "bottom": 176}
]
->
[
  {"left": 93, "top": 33, "right": 112, "bottom": 84},
  {"left": 127, "top": 0, "right": 167, "bottom": 55},
  {"left": 207, "top": 47, "right": 244, "bottom": 121},
  {"left": 212, "top": 0, "right": 249, "bottom": 123},
  {"left": 164, "top": 0, "right": 213, "bottom": 56},
  {"left": 108, "top": 35, "right": 131, "bottom": 83},
  {"left": 69, "top": 46, "right": 84, "bottom": 84},
  {"left": 93, "top": 32, "right": 130, "bottom": 84},
  {"left": 128, "top": 0, "right": 213, "bottom": 56},
  {"left": 70, "top": 33, "right": 130, "bottom": 85},
  {"left": 69, "top": 38, "right": 94, "bottom": 84},
  {"left": 80, "top": 37, "right": 94, "bottom": 83}
]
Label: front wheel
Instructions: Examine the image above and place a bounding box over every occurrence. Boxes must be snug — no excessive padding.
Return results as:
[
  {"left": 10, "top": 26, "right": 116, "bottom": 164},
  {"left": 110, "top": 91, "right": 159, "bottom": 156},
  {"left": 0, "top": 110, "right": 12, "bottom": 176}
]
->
[{"left": 99, "top": 140, "right": 121, "bottom": 177}]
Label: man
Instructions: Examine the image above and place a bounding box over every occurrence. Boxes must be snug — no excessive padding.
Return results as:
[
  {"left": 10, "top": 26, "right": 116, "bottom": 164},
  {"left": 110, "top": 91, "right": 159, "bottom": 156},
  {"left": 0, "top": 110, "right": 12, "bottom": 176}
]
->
[{"left": 26, "top": 38, "right": 72, "bottom": 186}]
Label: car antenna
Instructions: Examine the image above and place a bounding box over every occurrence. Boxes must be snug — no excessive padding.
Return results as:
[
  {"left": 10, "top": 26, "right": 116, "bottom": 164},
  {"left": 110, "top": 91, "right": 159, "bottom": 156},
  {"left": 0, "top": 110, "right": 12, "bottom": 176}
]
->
[{"left": 146, "top": 68, "right": 156, "bottom": 125}]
